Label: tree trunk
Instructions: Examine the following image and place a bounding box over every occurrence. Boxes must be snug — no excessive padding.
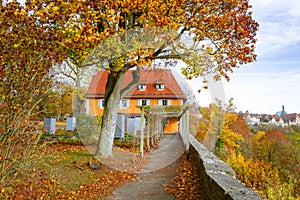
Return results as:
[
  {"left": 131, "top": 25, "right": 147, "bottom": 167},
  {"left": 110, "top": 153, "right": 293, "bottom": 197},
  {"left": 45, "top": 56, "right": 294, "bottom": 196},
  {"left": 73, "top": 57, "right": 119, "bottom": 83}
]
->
[
  {"left": 95, "top": 70, "right": 126, "bottom": 158},
  {"left": 74, "top": 96, "right": 83, "bottom": 115},
  {"left": 94, "top": 68, "right": 140, "bottom": 158}
]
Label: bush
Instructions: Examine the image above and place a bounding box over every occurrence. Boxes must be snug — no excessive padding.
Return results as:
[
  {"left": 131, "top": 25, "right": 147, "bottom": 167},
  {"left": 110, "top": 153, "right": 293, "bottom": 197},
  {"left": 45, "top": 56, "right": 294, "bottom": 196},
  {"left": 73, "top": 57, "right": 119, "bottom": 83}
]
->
[
  {"left": 75, "top": 112, "right": 100, "bottom": 144},
  {"left": 227, "top": 152, "right": 298, "bottom": 200}
]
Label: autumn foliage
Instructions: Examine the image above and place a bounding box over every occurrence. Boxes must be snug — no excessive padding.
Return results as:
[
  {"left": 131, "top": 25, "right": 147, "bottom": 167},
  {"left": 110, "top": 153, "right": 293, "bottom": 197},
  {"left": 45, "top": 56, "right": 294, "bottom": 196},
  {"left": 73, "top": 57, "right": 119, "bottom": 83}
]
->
[
  {"left": 1, "top": 0, "right": 259, "bottom": 197},
  {"left": 0, "top": 144, "right": 137, "bottom": 199},
  {"left": 164, "top": 155, "right": 203, "bottom": 200},
  {"left": 196, "top": 104, "right": 299, "bottom": 199},
  {"left": 61, "top": 0, "right": 258, "bottom": 158},
  {"left": 0, "top": 1, "right": 71, "bottom": 193},
  {"left": 196, "top": 103, "right": 244, "bottom": 155},
  {"left": 227, "top": 152, "right": 297, "bottom": 199},
  {"left": 42, "top": 85, "right": 73, "bottom": 120}
]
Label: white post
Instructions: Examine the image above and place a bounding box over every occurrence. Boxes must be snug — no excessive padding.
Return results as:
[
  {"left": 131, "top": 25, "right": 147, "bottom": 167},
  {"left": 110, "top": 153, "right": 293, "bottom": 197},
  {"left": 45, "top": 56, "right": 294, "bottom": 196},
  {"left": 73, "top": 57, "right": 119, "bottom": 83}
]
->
[
  {"left": 185, "top": 109, "right": 190, "bottom": 151},
  {"left": 85, "top": 100, "right": 90, "bottom": 115},
  {"left": 155, "top": 116, "right": 159, "bottom": 141},
  {"left": 179, "top": 114, "right": 183, "bottom": 139},
  {"left": 140, "top": 106, "right": 145, "bottom": 157},
  {"left": 151, "top": 113, "right": 154, "bottom": 145},
  {"left": 147, "top": 112, "right": 150, "bottom": 151},
  {"left": 182, "top": 112, "right": 187, "bottom": 149}
]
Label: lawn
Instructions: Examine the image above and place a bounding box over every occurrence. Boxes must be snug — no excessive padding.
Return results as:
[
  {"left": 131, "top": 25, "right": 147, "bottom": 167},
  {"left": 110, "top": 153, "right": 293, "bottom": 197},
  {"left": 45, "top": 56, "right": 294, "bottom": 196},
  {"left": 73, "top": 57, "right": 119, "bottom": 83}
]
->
[
  {"left": 42, "top": 144, "right": 137, "bottom": 199},
  {"left": 3, "top": 143, "right": 137, "bottom": 199}
]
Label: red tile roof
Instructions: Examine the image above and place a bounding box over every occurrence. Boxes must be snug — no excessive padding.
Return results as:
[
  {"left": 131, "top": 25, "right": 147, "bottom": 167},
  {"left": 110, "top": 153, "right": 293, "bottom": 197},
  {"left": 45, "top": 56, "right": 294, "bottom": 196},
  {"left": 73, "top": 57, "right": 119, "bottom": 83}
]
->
[{"left": 86, "top": 69, "right": 186, "bottom": 99}]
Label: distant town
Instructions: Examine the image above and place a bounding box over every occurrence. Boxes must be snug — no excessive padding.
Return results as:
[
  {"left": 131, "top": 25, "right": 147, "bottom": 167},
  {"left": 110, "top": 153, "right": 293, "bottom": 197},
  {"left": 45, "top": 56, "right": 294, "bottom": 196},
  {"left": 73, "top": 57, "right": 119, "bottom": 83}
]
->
[{"left": 242, "top": 105, "right": 300, "bottom": 127}]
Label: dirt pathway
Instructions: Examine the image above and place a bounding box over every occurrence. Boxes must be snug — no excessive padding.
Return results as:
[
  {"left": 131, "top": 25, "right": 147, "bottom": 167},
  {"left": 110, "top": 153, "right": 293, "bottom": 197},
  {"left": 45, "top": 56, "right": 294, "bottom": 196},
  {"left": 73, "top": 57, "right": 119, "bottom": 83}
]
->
[{"left": 107, "top": 134, "right": 185, "bottom": 200}]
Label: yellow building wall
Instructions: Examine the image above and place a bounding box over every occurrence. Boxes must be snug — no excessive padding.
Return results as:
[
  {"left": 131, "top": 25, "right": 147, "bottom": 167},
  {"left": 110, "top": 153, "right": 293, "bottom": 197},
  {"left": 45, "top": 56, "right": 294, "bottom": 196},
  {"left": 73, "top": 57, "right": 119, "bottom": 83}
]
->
[
  {"left": 88, "top": 99, "right": 143, "bottom": 115},
  {"left": 171, "top": 99, "right": 181, "bottom": 105},
  {"left": 123, "top": 99, "right": 140, "bottom": 114},
  {"left": 88, "top": 98, "right": 182, "bottom": 134},
  {"left": 88, "top": 99, "right": 104, "bottom": 115},
  {"left": 89, "top": 98, "right": 182, "bottom": 116},
  {"left": 164, "top": 118, "right": 179, "bottom": 134}
]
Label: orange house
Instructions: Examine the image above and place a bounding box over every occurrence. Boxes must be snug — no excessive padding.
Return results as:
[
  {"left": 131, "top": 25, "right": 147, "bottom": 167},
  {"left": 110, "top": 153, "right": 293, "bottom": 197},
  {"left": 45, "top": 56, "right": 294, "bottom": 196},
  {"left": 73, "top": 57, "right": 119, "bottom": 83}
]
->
[{"left": 86, "top": 69, "right": 187, "bottom": 134}]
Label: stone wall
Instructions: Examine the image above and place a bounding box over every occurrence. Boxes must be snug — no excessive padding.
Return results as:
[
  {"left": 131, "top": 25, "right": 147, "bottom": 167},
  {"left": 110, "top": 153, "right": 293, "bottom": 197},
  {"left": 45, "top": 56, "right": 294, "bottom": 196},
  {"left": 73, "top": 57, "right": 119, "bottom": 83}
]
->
[{"left": 188, "top": 135, "right": 262, "bottom": 200}]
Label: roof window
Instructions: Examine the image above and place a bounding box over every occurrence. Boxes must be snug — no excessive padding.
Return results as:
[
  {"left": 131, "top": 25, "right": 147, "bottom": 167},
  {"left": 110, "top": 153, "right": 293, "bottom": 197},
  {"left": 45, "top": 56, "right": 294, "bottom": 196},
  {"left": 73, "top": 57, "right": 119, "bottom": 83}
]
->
[{"left": 138, "top": 84, "right": 146, "bottom": 91}]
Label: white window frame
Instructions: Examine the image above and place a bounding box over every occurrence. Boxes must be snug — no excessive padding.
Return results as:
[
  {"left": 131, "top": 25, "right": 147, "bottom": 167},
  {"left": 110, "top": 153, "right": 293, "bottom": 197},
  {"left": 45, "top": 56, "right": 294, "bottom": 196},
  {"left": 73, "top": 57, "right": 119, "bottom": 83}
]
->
[
  {"left": 138, "top": 99, "right": 150, "bottom": 106},
  {"left": 97, "top": 99, "right": 104, "bottom": 108},
  {"left": 180, "top": 99, "right": 184, "bottom": 105},
  {"left": 158, "top": 99, "right": 171, "bottom": 106},
  {"left": 138, "top": 84, "right": 146, "bottom": 91},
  {"left": 155, "top": 84, "right": 164, "bottom": 91},
  {"left": 168, "top": 99, "right": 171, "bottom": 105},
  {"left": 120, "top": 99, "right": 130, "bottom": 108},
  {"left": 158, "top": 99, "right": 162, "bottom": 106}
]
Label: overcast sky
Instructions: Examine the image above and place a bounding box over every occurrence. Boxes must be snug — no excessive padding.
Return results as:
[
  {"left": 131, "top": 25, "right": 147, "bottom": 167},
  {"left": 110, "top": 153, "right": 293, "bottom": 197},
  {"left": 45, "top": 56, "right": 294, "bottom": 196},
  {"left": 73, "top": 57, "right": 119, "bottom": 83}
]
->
[{"left": 191, "top": 0, "right": 300, "bottom": 114}]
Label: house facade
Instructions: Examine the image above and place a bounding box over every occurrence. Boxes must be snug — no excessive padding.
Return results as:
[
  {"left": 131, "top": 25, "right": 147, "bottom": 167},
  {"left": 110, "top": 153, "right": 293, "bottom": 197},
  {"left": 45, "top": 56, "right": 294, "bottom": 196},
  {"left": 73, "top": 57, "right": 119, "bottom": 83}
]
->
[{"left": 86, "top": 69, "right": 187, "bottom": 134}]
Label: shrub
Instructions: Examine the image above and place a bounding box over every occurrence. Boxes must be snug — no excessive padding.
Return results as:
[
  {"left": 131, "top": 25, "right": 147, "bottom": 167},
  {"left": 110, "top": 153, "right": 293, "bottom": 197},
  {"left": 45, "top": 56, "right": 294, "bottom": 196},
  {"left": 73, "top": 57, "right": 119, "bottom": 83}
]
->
[
  {"left": 227, "top": 152, "right": 297, "bottom": 200},
  {"left": 75, "top": 112, "right": 100, "bottom": 144}
]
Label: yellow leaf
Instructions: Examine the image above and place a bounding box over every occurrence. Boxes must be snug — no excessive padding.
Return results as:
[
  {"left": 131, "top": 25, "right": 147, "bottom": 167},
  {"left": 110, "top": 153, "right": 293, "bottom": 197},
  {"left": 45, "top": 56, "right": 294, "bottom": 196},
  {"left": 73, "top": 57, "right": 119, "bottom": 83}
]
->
[
  {"left": 20, "top": 10, "right": 26, "bottom": 16},
  {"left": 206, "top": 47, "right": 213, "bottom": 53},
  {"left": 52, "top": 6, "right": 59, "bottom": 13}
]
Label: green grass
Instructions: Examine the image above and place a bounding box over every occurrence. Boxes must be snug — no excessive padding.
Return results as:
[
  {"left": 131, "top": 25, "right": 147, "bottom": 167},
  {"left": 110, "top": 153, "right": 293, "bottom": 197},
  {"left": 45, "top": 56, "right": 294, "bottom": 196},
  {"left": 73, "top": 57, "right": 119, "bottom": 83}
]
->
[{"left": 40, "top": 145, "right": 102, "bottom": 191}]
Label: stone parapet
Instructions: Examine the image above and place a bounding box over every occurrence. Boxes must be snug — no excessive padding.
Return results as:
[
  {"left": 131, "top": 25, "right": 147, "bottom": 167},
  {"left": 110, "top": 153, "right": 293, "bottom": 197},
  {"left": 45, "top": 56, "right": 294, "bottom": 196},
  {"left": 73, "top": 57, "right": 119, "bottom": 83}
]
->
[{"left": 188, "top": 135, "right": 262, "bottom": 200}]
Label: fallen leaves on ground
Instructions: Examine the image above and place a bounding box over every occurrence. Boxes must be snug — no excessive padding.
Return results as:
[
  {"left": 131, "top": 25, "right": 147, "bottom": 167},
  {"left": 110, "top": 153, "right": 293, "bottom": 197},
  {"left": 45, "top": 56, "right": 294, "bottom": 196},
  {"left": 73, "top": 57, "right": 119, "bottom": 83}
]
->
[
  {"left": 41, "top": 143, "right": 86, "bottom": 155},
  {"left": 6, "top": 168, "right": 137, "bottom": 200},
  {"left": 56, "top": 168, "right": 137, "bottom": 199},
  {"left": 1, "top": 143, "right": 137, "bottom": 199},
  {"left": 102, "top": 147, "right": 150, "bottom": 172},
  {"left": 164, "top": 155, "right": 204, "bottom": 200}
]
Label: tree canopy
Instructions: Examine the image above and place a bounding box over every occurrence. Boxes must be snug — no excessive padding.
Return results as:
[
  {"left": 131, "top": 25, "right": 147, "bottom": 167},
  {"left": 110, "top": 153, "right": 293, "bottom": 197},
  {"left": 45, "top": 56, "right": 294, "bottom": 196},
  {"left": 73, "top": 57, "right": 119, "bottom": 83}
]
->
[
  {"left": 0, "top": 0, "right": 259, "bottom": 158},
  {"left": 61, "top": 0, "right": 258, "bottom": 158},
  {"left": 58, "top": 0, "right": 259, "bottom": 79}
]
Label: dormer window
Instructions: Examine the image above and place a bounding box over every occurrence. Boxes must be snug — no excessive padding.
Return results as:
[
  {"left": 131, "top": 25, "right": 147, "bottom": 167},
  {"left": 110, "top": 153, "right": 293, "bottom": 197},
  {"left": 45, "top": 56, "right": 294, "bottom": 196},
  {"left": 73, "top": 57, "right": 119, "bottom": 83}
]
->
[
  {"left": 155, "top": 84, "right": 164, "bottom": 91},
  {"left": 138, "top": 84, "right": 146, "bottom": 91}
]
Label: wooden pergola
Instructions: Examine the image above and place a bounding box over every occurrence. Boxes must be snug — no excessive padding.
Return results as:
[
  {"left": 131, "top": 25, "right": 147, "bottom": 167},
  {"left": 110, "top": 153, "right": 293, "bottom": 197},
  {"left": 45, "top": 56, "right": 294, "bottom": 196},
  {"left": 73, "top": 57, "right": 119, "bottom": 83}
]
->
[{"left": 138, "top": 105, "right": 190, "bottom": 157}]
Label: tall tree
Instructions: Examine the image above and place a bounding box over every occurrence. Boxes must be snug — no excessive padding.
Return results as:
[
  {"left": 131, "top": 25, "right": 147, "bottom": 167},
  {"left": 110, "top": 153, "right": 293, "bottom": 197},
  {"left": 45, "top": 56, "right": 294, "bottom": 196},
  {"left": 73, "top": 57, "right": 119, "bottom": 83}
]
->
[
  {"left": 51, "top": 61, "right": 92, "bottom": 115},
  {"left": 0, "top": 0, "right": 71, "bottom": 188},
  {"left": 53, "top": 0, "right": 258, "bottom": 158},
  {"left": 43, "top": 84, "right": 73, "bottom": 120},
  {"left": 52, "top": 4, "right": 103, "bottom": 114},
  {"left": 197, "top": 99, "right": 243, "bottom": 155}
]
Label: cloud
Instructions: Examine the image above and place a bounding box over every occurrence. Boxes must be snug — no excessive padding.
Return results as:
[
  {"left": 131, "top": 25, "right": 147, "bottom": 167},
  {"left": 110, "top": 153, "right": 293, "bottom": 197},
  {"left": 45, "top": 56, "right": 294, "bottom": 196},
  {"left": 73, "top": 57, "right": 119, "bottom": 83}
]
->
[
  {"left": 250, "top": 0, "right": 300, "bottom": 15},
  {"left": 250, "top": 1, "right": 300, "bottom": 59},
  {"left": 191, "top": 1, "right": 300, "bottom": 114}
]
